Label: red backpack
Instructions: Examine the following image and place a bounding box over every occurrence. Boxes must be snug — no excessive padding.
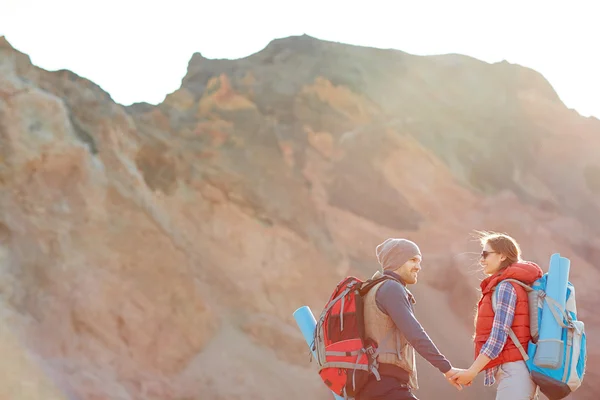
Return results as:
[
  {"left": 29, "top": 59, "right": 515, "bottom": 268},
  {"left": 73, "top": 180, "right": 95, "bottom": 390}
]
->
[{"left": 312, "top": 274, "right": 395, "bottom": 398}]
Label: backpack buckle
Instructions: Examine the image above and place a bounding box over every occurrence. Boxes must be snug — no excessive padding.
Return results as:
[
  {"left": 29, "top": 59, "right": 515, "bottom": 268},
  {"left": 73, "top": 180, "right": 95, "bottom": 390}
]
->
[{"left": 365, "top": 345, "right": 376, "bottom": 356}]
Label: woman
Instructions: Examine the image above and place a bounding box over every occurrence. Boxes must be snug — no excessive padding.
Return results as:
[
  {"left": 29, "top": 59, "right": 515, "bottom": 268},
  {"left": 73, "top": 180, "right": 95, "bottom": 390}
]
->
[{"left": 452, "top": 231, "right": 542, "bottom": 399}]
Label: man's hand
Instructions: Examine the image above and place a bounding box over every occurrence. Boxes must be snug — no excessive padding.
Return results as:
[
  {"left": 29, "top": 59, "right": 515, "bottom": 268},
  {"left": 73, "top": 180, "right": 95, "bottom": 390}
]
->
[
  {"left": 443, "top": 368, "right": 465, "bottom": 390},
  {"left": 443, "top": 367, "right": 460, "bottom": 379}
]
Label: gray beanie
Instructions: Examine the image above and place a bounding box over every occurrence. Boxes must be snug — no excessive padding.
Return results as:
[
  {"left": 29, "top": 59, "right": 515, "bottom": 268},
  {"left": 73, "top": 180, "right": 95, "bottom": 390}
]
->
[{"left": 376, "top": 238, "right": 421, "bottom": 271}]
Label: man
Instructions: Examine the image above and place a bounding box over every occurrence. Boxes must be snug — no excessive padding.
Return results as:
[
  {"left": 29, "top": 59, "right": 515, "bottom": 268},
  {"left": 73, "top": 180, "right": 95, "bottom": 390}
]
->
[{"left": 356, "top": 238, "right": 462, "bottom": 400}]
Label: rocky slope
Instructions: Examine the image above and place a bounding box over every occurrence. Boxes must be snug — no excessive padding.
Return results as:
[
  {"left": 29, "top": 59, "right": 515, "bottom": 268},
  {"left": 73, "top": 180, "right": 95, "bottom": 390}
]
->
[{"left": 0, "top": 34, "right": 598, "bottom": 400}]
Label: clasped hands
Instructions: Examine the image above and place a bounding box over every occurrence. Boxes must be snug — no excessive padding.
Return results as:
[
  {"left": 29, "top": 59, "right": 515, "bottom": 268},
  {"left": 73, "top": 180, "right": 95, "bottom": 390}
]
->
[{"left": 443, "top": 367, "right": 477, "bottom": 390}]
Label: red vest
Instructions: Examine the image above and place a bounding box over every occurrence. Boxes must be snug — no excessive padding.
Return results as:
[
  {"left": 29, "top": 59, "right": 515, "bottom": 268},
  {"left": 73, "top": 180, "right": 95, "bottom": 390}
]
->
[{"left": 474, "top": 261, "right": 543, "bottom": 370}]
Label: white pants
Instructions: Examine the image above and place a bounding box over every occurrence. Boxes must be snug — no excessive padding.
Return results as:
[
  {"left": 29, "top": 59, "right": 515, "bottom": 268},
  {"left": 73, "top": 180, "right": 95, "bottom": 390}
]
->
[{"left": 495, "top": 361, "right": 539, "bottom": 400}]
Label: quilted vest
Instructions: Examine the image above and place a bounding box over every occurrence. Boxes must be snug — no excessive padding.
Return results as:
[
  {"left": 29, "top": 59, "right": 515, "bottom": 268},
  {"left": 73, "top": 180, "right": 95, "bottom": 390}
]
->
[
  {"left": 474, "top": 261, "right": 543, "bottom": 370},
  {"left": 363, "top": 271, "right": 418, "bottom": 389}
]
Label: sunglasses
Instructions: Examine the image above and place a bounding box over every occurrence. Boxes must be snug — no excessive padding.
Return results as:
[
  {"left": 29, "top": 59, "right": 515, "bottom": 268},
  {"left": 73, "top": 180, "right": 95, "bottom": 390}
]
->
[{"left": 480, "top": 251, "right": 497, "bottom": 259}]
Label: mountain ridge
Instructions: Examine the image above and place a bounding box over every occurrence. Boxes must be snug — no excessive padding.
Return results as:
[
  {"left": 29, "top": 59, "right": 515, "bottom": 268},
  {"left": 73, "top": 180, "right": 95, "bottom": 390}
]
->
[{"left": 0, "top": 34, "right": 598, "bottom": 400}]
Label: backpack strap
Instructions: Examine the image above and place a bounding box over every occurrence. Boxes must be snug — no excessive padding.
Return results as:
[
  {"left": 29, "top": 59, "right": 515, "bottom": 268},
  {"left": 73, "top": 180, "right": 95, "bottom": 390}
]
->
[
  {"left": 358, "top": 275, "right": 396, "bottom": 296},
  {"left": 544, "top": 295, "right": 573, "bottom": 329},
  {"left": 313, "top": 284, "right": 357, "bottom": 365},
  {"left": 491, "top": 281, "right": 530, "bottom": 361},
  {"left": 501, "top": 278, "right": 534, "bottom": 292}
]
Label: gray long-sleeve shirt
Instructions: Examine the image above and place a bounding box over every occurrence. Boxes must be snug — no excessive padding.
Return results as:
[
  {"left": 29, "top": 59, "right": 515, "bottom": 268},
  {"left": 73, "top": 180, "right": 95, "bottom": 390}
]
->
[{"left": 375, "top": 271, "right": 452, "bottom": 373}]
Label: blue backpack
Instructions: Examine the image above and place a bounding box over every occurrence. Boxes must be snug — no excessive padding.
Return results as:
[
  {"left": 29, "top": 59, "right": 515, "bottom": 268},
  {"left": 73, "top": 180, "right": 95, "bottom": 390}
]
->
[{"left": 492, "top": 253, "right": 587, "bottom": 400}]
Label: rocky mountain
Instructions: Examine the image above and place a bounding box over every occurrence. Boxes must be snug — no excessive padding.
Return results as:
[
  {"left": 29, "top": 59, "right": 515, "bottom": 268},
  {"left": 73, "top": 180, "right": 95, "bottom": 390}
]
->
[{"left": 0, "top": 34, "right": 598, "bottom": 400}]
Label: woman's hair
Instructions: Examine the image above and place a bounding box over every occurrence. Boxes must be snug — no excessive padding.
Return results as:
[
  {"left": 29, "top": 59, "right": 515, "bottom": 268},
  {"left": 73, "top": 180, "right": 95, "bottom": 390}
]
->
[{"left": 475, "top": 230, "right": 522, "bottom": 270}]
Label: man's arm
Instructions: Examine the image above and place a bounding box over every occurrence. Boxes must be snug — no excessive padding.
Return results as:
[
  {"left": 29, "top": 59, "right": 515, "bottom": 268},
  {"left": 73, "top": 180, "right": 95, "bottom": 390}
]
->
[{"left": 376, "top": 280, "right": 452, "bottom": 373}]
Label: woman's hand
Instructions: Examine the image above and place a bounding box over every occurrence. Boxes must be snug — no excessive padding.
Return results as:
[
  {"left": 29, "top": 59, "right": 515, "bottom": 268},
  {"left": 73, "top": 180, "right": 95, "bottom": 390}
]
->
[
  {"left": 453, "top": 353, "right": 489, "bottom": 386},
  {"left": 452, "top": 368, "right": 477, "bottom": 386}
]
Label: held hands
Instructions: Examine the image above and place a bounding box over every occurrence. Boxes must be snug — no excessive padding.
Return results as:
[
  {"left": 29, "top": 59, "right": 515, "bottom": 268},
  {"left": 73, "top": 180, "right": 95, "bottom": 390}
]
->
[
  {"left": 443, "top": 368, "right": 465, "bottom": 391},
  {"left": 449, "top": 353, "right": 488, "bottom": 387},
  {"left": 450, "top": 368, "right": 477, "bottom": 386}
]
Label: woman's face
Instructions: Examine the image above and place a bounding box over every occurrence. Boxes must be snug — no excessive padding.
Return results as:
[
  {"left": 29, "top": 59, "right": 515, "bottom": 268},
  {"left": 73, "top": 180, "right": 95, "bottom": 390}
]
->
[{"left": 480, "top": 243, "right": 506, "bottom": 275}]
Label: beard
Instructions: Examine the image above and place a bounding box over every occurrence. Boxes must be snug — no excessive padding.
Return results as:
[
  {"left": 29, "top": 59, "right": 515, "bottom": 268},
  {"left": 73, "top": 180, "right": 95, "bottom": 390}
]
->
[{"left": 402, "top": 271, "right": 418, "bottom": 284}]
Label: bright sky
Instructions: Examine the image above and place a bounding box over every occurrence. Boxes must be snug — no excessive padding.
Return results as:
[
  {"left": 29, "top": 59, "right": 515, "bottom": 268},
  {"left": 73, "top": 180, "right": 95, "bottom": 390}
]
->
[{"left": 2, "top": 0, "right": 598, "bottom": 118}]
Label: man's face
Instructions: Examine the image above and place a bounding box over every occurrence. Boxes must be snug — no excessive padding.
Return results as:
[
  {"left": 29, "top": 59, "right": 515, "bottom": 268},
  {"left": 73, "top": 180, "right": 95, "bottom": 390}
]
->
[{"left": 396, "top": 255, "right": 422, "bottom": 285}]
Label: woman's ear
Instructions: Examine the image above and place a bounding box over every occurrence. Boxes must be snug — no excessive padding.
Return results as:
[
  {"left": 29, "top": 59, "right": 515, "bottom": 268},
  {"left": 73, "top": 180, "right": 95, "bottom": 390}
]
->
[{"left": 500, "top": 254, "right": 507, "bottom": 262}]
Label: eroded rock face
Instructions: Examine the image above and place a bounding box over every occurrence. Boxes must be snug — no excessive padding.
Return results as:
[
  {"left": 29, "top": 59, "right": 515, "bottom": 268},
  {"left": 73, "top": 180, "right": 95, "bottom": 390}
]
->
[{"left": 0, "top": 34, "right": 598, "bottom": 400}]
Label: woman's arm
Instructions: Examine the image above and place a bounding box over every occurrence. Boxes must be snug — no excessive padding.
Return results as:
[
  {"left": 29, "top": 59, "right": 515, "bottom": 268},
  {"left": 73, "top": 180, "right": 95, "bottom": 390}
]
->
[{"left": 454, "top": 281, "right": 517, "bottom": 384}]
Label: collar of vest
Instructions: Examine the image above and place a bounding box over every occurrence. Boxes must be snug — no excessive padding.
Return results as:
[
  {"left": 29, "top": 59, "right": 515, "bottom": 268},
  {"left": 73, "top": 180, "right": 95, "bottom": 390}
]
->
[
  {"left": 370, "top": 270, "right": 416, "bottom": 304},
  {"left": 371, "top": 270, "right": 407, "bottom": 286},
  {"left": 480, "top": 261, "right": 543, "bottom": 294}
]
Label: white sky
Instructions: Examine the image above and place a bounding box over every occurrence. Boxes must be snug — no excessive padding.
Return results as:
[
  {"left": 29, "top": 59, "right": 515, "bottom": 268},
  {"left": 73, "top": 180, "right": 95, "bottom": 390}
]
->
[{"left": 2, "top": 0, "right": 598, "bottom": 118}]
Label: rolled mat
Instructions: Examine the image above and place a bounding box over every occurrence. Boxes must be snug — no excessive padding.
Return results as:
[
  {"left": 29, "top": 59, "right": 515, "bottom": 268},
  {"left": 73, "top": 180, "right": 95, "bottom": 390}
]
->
[
  {"left": 293, "top": 306, "right": 344, "bottom": 400},
  {"left": 534, "top": 253, "right": 570, "bottom": 369}
]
